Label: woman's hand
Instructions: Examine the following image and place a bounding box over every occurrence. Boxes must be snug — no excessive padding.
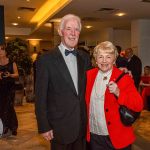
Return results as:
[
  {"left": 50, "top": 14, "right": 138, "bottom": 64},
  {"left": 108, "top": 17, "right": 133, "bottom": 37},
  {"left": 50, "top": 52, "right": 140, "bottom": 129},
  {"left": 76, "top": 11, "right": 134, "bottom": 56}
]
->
[
  {"left": 3, "top": 71, "right": 10, "bottom": 77},
  {"left": 108, "top": 81, "right": 120, "bottom": 97},
  {"left": 0, "top": 72, "right": 10, "bottom": 79}
]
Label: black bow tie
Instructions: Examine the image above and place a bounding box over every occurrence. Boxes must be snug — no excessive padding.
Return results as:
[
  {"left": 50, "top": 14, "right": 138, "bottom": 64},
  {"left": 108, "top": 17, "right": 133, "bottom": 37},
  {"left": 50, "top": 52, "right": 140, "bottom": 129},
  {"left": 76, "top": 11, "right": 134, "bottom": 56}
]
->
[{"left": 65, "top": 49, "right": 77, "bottom": 56}]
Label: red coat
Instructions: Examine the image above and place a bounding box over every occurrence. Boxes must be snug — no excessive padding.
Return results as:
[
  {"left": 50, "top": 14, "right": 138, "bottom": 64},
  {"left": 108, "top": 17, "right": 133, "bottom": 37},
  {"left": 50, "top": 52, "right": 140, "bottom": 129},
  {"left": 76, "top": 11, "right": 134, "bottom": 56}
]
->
[{"left": 85, "top": 66, "right": 143, "bottom": 149}]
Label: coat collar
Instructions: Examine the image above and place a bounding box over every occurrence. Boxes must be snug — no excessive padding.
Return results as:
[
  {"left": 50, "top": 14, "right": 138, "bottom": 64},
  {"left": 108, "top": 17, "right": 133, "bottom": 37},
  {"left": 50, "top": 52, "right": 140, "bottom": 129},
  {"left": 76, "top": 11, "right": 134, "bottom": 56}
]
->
[{"left": 86, "top": 66, "right": 122, "bottom": 103}]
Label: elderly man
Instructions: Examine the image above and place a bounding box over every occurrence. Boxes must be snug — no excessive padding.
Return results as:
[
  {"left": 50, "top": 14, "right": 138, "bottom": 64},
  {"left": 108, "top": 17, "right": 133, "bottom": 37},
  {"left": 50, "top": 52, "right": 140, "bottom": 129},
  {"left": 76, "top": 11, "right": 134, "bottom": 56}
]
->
[{"left": 35, "top": 14, "right": 91, "bottom": 150}]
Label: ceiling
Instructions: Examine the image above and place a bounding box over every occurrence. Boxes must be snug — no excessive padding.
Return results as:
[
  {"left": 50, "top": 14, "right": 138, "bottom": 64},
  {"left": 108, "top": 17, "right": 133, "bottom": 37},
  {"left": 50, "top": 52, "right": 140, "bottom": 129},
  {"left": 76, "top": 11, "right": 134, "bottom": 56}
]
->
[{"left": 1, "top": 0, "right": 150, "bottom": 41}]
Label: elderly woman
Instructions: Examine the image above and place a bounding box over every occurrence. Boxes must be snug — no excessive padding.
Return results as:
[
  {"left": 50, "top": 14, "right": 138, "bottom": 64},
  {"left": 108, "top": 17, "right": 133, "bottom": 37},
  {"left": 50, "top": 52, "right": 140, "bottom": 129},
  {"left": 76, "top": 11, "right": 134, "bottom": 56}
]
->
[{"left": 85, "top": 41, "right": 143, "bottom": 150}]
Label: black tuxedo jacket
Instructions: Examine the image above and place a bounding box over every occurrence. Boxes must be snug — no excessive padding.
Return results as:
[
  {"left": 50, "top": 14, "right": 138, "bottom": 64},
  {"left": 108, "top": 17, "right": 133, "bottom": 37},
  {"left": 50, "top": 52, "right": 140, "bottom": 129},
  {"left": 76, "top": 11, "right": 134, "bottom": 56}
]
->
[
  {"left": 35, "top": 47, "right": 91, "bottom": 144},
  {"left": 127, "top": 55, "right": 142, "bottom": 89}
]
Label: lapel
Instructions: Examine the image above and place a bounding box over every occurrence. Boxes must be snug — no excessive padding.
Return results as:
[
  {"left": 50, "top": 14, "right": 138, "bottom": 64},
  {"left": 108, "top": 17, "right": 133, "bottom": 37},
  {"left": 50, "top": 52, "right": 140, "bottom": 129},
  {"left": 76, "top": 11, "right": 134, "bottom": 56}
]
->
[
  {"left": 86, "top": 68, "right": 99, "bottom": 104},
  {"left": 105, "top": 66, "right": 122, "bottom": 97},
  {"left": 77, "top": 51, "right": 84, "bottom": 95},
  {"left": 86, "top": 67, "right": 119, "bottom": 103},
  {"left": 52, "top": 47, "right": 77, "bottom": 95}
]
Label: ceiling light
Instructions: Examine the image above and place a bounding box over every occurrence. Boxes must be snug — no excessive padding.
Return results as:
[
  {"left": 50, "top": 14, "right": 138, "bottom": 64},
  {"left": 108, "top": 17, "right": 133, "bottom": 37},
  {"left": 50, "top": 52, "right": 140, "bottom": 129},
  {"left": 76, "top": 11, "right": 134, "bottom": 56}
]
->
[
  {"left": 11, "top": 23, "right": 18, "bottom": 26},
  {"left": 5, "top": 37, "right": 9, "bottom": 39},
  {"left": 17, "top": 16, "right": 21, "bottom": 19},
  {"left": 44, "top": 23, "right": 52, "bottom": 27},
  {"left": 30, "top": 0, "right": 71, "bottom": 30},
  {"left": 85, "top": 25, "right": 93, "bottom": 29},
  {"left": 115, "top": 13, "right": 126, "bottom": 17},
  {"left": 26, "top": 0, "right": 30, "bottom": 2}
]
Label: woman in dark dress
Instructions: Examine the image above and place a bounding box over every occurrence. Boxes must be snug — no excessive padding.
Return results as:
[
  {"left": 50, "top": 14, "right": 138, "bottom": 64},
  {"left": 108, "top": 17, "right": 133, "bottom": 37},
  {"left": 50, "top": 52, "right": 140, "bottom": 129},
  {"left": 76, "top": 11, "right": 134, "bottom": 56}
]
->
[
  {"left": 140, "top": 66, "right": 150, "bottom": 110},
  {"left": 0, "top": 44, "right": 19, "bottom": 136}
]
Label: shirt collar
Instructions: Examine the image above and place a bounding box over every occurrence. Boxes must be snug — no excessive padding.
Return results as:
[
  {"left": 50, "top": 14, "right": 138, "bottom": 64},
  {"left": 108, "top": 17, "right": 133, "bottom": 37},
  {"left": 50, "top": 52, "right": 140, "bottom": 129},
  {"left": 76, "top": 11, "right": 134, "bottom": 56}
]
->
[
  {"left": 58, "top": 43, "right": 75, "bottom": 57},
  {"left": 99, "top": 69, "right": 112, "bottom": 76}
]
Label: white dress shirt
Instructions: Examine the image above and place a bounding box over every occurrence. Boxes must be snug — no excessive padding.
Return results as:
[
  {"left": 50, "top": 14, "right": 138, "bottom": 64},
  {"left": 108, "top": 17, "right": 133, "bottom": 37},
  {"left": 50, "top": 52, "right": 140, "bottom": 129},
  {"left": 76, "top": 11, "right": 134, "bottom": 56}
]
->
[
  {"left": 90, "top": 69, "right": 112, "bottom": 135},
  {"left": 58, "top": 43, "right": 78, "bottom": 94}
]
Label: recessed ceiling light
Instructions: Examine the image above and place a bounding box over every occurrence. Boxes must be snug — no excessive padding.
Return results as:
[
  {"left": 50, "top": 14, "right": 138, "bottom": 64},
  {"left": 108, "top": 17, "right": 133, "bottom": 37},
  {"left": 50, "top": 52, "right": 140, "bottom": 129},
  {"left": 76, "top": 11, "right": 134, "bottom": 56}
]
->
[
  {"left": 85, "top": 25, "right": 93, "bottom": 29},
  {"left": 17, "top": 16, "right": 21, "bottom": 19},
  {"left": 44, "top": 23, "right": 52, "bottom": 27},
  {"left": 11, "top": 22, "right": 18, "bottom": 26},
  {"left": 5, "top": 37, "right": 9, "bottom": 39},
  {"left": 26, "top": 0, "right": 30, "bottom": 2},
  {"left": 115, "top": 13, "right": 126, "bottom": 17}
]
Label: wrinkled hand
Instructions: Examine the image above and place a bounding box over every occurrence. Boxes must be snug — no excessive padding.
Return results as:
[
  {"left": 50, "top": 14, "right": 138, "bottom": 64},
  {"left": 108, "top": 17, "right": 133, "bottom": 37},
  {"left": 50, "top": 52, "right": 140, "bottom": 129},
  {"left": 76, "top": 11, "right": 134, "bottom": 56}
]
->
[
  {"left": 108, "top": 81, "right": 120, "bottom": 97},
  {"left": 41, "top": 130, "right": 54, "bottom": 141}
]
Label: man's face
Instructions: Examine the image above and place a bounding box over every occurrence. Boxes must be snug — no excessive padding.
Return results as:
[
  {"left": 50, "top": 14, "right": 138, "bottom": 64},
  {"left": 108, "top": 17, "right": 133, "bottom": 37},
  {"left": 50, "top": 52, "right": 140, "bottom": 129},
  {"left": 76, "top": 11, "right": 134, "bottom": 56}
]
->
[
  {"left": 59, "top": 19, "right": 80, "bottom": 49},
  {"left": 125, "top": 49, "right": 132, "bottom": 59}
]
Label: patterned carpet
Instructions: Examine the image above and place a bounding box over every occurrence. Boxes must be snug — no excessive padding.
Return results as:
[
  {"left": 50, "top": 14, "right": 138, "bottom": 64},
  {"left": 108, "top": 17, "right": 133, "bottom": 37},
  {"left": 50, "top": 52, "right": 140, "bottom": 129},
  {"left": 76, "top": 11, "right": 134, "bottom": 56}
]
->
[{"left": 134, "top": 110, "right": 150, "bottom": 142}]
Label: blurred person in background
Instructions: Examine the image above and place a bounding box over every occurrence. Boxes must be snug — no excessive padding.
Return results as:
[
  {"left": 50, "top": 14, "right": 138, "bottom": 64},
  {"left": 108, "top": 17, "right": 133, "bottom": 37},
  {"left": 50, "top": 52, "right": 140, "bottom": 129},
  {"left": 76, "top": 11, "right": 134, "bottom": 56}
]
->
[
  {"left": 115, "top": 45, "right": 128, "bottom": 69},
  {"left": 140, "top": 65, "right": 150, "bottom": 110},
  {"left": 0, "top": 43, "right": 19, "bottom": 136},
  {"left": 125, "top": 48, "right": 142, "bottom": 89}
]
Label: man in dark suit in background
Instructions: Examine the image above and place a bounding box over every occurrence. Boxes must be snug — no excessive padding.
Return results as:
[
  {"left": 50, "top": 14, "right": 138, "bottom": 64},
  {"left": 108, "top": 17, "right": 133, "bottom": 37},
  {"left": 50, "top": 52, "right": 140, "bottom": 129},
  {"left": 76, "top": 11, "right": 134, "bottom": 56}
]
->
[
  {"left": 115, "top": 45, "right": 128, "bottom": 68},
  {"left": 35, "top": 14, "right": 91, "bottom": 150},
  {"left": 125, "top": 48, "right": 142, "bottom": 89}
]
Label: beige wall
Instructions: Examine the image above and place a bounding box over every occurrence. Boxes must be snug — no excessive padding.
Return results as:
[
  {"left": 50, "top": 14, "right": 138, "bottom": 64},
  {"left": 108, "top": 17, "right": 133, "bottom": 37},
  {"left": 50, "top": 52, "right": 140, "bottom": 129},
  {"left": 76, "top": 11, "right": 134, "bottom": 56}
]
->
[{"left": 80, "top": 28, "right": 131, "bottom": 49}]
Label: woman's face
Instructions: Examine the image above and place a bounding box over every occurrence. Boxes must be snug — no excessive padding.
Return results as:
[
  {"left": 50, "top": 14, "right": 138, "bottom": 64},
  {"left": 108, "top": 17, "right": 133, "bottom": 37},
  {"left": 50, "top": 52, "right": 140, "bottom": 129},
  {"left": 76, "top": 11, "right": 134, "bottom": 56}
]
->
[
  {"left": 0, "top": 46, "right": 6, "bottom": 57},
  {"left": 144, "top": 67, "right": 150, "bottom": 76},
  {"left": 96, "top": 51, "right": 115, "bottom": 72}
]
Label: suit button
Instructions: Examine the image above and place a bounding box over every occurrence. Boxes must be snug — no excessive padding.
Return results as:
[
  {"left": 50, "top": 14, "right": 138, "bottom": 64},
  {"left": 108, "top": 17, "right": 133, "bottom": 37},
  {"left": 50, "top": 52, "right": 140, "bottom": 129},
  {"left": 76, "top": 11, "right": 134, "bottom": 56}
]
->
[
  {"left": 108, "top": 121, "right": 111, "bottom": 125},
  {"left": 105, "top": 108, "right": 109, "bottom": 112}
]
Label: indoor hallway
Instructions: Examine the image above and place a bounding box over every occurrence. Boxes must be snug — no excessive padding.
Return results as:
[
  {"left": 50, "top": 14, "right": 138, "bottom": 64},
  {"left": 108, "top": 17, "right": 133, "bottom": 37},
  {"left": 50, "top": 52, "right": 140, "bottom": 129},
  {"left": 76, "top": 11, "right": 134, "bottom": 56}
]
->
[{"left": 0, "top": 103, "right": 150, "bottom": 150}]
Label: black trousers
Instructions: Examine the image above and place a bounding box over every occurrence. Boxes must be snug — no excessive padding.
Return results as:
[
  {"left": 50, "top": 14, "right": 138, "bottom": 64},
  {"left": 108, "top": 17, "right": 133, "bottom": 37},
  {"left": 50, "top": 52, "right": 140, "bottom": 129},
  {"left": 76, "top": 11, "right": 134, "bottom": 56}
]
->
[
  {"left": 90, "top": 133, "right": 132, "bottom": 150},
  {"left": 1, "top": 90, "right": 18, "bottom": 132},
  {"left": 51, "top": 137, "right": 86, "bottom": 150}
]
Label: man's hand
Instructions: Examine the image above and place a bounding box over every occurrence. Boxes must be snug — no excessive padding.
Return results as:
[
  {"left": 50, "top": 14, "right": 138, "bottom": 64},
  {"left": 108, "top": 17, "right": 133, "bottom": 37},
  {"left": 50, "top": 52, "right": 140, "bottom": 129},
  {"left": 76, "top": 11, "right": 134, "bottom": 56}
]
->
[
  {"left": 41, "top": 130, "right": 54, "bottom": 141},
  {"left": 119, "top": 67, "right": 133, "bottom": 78}
]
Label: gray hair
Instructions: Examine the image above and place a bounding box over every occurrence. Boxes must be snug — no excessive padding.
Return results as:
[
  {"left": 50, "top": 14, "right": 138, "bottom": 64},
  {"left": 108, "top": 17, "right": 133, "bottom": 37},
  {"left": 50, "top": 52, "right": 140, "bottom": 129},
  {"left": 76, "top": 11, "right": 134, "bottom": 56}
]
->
[{"left": 59, "top": 14, "right": 82, "bottom": 31}]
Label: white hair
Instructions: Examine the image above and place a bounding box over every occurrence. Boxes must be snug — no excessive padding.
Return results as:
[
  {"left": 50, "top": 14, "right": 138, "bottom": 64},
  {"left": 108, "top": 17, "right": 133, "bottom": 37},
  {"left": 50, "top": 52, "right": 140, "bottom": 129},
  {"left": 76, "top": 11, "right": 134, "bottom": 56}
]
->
[{"left": 59, "top": 14, "right": 82, "bottom": 31}]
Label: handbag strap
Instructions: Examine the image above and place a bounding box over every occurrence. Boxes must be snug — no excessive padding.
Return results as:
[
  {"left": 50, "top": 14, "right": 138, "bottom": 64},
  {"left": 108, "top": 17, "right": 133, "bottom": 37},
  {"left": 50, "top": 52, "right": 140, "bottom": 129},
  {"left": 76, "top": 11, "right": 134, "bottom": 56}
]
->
[
  {"left": 114, "top": 72, "right": 128, "bottom": 104},
  {"left": 115, "top": 72, "right": 128, "bottom": 83}
]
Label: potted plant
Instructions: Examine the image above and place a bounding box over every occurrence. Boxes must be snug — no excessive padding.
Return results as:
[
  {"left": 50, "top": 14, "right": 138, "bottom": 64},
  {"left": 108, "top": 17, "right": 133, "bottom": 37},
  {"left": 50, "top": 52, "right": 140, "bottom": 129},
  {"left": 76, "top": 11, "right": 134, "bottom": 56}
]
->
[
  {"left": 6, "top": 38, "right": 32, "bottom": 76},
  {"left": 6, "top": 38, "right": 33, "bottom": 105}
]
